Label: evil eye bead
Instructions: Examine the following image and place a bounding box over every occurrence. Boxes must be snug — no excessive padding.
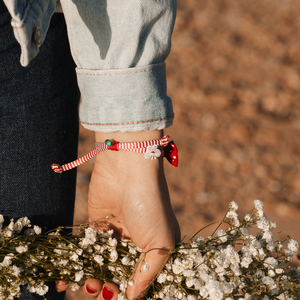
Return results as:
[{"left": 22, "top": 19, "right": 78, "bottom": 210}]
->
[{"left": 105, "top": 139, "right": 114, "bottom": 146}]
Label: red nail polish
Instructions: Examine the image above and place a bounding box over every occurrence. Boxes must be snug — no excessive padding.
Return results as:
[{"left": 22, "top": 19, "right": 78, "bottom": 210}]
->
[
  {"left": 103, "top": 286, "right": 114, "bottom": 300},
  {"left": 86, "top": 284, "right": 97, "bottom": 294}
]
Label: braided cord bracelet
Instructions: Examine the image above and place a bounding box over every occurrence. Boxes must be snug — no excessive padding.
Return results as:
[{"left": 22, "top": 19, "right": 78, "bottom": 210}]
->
[{"left": 51, "top": 135, "right": 178, "bottom": 173}]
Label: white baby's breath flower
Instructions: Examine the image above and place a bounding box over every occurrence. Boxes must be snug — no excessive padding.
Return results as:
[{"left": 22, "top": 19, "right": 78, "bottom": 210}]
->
[
  {"left": 252, "top": 239, "right": 262, "bottom": 249},
  {"left": 108, "top": 237, "right": 118, "bottom": 248},
  {"left": 35, "top": 283, "right": 49, "bottom": 296},
  {"left": 109, "top": 249, "right": 118, "bottom": 262},
  {"left": 229, "top": 201, "right": 238, "bottom": 211},
  {"left": 2, "top": 253, "right": 14, "bottom": 266},
  {"left": 33, "top": 225, "right": 42, "bottom": 235},
  {"left": 220, "top": 282, "right": 233, "bottom": 294},
  {"left": 241, "top": 255, "right": 252, "bottom": 268},
  {"left": 2, "top": 229, "right": 13, "bottom": 238},
  {"left": 157, "top": 272, "right": 167, "bottom": 284},
  {"left": 117, "top": 293, "right": 127, "bottom": 300},
  {"left": 172, "top": 264, "right": 184, "bottom": 274},
  {"left": 266, "top": 242, "right": 276, "bottom": 253},
  {"left": 119, "top": 279, "right": 127, "bottom": 293},
  {"left": 277, "top": 294, "right": 286, "bottom": 300},
  {"left": 128, "top": 279, "right": 135, "bottom": 286},
  {"left": 287, "top": 239, "right": 299, "bottom": 252},
  {"left": 120, "top": 239, "right": 130, "bottom": 247},
  {"left": 93, "top": 244, "right": 103, "bottom": 254},
  {"left": 19, "top": 216, "right": 31, "bottom": 227},
  {"left": 58, "top": 259, "right": 69, "bottom": 267},
  {"left": 67, "top": 282, "right": 80, "bottom": 291},
  {"left": 76, "top": 248, "right": 83, "bottom": 256},
  {"left": 14, "top": 220, "right": 23, "bottom": 233},
  {"left": 70, "top": 252, "right": 79, "bottom": 262},
  {"left": 209, "top": 287, "right": 223, "bottom": 300},
  {"left": 74, "top": 270, "right": 84, "bottom": 282},
  {"left": 194, "top": 236, "right": 205, "bottom": 244},
  {"left": 121, "top": 255, "right": 131, "bottom": 266},
  {"left": 0, "top": 199, "right": 298, "bottom": 300},
  {"left": 185, "top": 277, "right": 195, "bottom": 288},
  {"left": 254, "top": 199, "right": 264, "bottom": 211},
  {"left": 183, "top": 269, "right": 195, "bottom": 277},
  {"left": 268, "top": 270, "right": 276, "bottom": 277},
  {"left": 93, "top": 255, "right": 104, "bottom": 266},
  {"left": 262, "top": 276, "right": 276, "bottom": 289},
  {"left": 199, "top": 286, "right": 209, "bottom": 298},
  {"left": 11, "top": 265, "right": 21, "bottom": 277},
  {"left": 16, "top": 245, "right": 28, "bottom": 253},
  {"left": 244, "top": 214, "right": 252, "bottom": 222},
  {"left": 277, "top": 241, "right": 284, "bottom": 251},
  {"left": 233, "top": 218, "right": 240, "bottom": 227},
  {"left": 48, "top": 230, "right": 61, "bottom": 236},
  {"left": 54, "top": 248, "right": 63, "bottom": 255},
  {"left": 216, "top": 229, "right": 227, "bottom": 243},
  {"left": 269, "top": 221, "right": 277, "bottom": 229},
  {"left": 240, "top": 227, "right": 250, "bottom": 237},
  {"left": 285, "top": 249, "right": 293, "bottom": 261},
  {"left": 263, "top": 231, "right": 274, "bottom": 243},
  {"left": 257, "top": 219, "right": 270, "bottom": 231},
  {"left": 166, "top": 274, "right": 174, "bottom": 282},
  {"left": 129, "top": 246, "right": 137, "bottom": 255},
  {"left": 226, "top": 210, "right": 238, "bottom": 220},
  {"left": 258, "top": 248, "right": 266, "bottom": 260},
  {"left": 256, "top": 209, "right": 267, "bottom": 221},
  {"left": 80, "top": 228, "right": 97, "bottom": 247},
  {"left": 28, "top": 285, "right": 36, "bottom": 293}
]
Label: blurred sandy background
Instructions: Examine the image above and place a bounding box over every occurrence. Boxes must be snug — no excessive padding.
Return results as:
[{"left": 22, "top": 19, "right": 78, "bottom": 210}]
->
[{"left": 74, "top": 0, "right": 300, "bottom": 249}]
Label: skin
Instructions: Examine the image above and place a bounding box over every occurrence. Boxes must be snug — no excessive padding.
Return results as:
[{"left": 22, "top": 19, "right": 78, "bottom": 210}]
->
[{"left": 57, "top": 130, "right": 181, "bottom": 300}]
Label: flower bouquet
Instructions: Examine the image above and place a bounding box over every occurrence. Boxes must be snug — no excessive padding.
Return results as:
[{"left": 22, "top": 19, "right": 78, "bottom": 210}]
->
[{"left": 0, "top": 200, "right": 299, "bottom": 300}]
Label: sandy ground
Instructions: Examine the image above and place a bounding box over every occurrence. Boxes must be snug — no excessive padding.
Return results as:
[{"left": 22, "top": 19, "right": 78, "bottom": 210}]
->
[{"left": 74, "top": 0, "right": 300, "bottom": 258}]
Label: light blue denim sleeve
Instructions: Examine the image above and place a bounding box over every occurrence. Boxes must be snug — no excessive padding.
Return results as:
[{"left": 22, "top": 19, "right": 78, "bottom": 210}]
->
[{"left": 60, "top": 0, "right": 177, "bottom": 133}]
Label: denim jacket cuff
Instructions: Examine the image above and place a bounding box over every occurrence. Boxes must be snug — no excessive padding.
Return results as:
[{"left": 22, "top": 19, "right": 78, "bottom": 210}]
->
[{"left": 77, "top": 63, "right": 174, "bottom": 133}]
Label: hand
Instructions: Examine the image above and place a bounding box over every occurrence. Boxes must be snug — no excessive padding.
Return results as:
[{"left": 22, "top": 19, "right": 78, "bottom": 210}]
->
[{"left": 57, "top": 130, "right": 181, "bottom": 300}]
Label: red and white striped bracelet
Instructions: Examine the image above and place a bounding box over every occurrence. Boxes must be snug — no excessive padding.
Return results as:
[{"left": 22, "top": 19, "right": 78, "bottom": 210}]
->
[{"left": 51, "top": 135, "right": 178, "bottom": 173}]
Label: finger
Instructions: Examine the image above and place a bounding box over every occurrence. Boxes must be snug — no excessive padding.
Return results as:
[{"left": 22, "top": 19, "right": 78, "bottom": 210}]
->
[
  {"left": 97, "top": 282, "right": 120, "bottom": 300},
  {"left": 83, "top": 278, "right": 103, "bottom": 298},
  {"left": 56, "top": 280, "right": 68, "bottom": 292},
  {"left": 126, "top": 247, "right": 171, "bottom": 300}
]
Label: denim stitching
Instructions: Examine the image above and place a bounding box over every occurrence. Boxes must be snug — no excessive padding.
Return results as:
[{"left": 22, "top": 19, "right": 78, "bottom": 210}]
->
[
  {"left": 76, "top": 65, "right": 165, "bottom": 76},
  {"left": 81, "top": 114, "right": 174, "bottom": 126},
  {"left": 11, "top": 19, "right": 25, "bottom": 29}
]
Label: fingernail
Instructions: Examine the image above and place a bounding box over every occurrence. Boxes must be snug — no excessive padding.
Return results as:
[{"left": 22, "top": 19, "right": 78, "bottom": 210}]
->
[
  {"left": 86, "top": 284, "right": 98, "bottom": 294},
  {"left": 103, "top": 286, "right": 114, "bottom": 300}
]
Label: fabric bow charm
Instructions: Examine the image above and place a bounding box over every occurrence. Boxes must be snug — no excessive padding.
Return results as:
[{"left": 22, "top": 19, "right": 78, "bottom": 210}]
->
[{"left": 162, "top": 141, "right": 178, "bottom": 167}]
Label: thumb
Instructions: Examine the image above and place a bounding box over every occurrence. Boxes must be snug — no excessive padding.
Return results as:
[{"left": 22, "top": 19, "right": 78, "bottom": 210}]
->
[{"left": 126, "top": 246, "right": 171, "bottom": 300}]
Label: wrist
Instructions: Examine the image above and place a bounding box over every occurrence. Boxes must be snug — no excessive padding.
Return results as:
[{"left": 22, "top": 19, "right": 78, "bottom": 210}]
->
[{"left": 94, "top": 130, "right": 164, "bottom": 143}]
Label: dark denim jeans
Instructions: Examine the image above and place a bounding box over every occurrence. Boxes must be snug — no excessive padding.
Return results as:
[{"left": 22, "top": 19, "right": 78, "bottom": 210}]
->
[{"left": 0, "top": 3, "right": 80, "bottom": 299}]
